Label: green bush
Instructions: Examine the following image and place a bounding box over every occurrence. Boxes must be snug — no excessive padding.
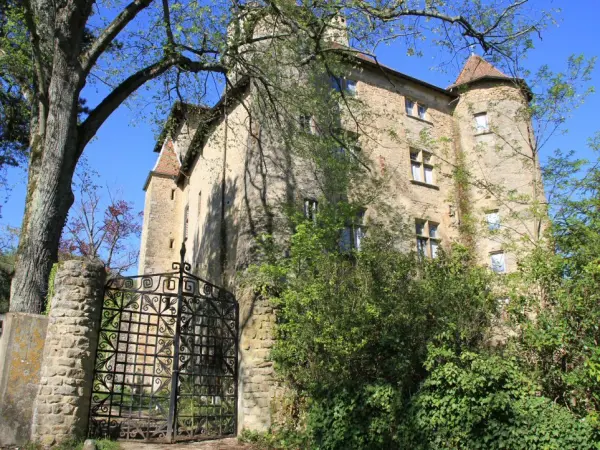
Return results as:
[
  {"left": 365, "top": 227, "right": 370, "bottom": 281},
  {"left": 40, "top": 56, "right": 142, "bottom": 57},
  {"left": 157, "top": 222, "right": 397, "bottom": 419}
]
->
[
  {"left": 398, "top": 345, "right": 597, "bottom": 449},
  {"left": 247, "top": 203, "right": 600, "bottom": 449}
]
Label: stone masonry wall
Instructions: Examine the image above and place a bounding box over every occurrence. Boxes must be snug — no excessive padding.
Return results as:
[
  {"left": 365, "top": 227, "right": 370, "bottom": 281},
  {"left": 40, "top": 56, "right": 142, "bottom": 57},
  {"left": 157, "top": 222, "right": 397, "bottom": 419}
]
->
[
  {"left": 31, "top": 259, "right": 105, "bottom": 447},
  {"left": 237, "top": 294, "right": 278, "bottom": 431}
]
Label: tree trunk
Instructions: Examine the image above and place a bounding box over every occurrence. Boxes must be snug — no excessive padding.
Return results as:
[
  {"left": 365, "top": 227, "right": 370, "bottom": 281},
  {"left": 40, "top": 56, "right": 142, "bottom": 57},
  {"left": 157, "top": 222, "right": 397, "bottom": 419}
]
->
[{"left": 10, "top": 46, "right": 83, "bottom": 314}]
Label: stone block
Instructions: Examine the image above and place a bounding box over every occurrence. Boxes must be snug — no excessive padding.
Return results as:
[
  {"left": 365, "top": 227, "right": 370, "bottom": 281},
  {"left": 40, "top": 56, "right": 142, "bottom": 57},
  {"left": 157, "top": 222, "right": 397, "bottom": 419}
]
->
[{"left": 0, "top": 313, "right": 49, "bottom": 447}]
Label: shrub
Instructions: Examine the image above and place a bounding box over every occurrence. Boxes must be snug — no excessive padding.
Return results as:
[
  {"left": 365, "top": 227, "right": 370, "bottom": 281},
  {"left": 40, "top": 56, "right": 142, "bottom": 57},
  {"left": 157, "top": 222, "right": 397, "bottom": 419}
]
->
[{"left": 399, "top": 345, "right": 598, "bottom": 449}]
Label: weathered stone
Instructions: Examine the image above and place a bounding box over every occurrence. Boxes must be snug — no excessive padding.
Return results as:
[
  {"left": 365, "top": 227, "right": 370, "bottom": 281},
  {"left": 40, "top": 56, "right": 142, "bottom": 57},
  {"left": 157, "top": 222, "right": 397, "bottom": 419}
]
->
[
  {"left": 31, "top": 259, "right": 105, "bottom": 446},
  {"left": 0, "top": 313, "right": 49, "bottom": 447},
  {"left": 82, "top": 439, "right": 98, "bottom": 450}
]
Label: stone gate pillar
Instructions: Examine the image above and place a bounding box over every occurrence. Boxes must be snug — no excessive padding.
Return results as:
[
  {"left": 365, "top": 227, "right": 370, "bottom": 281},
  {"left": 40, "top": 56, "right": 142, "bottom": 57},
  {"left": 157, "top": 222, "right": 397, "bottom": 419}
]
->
[{"left": 31, "top": 259, "right": 105, "bottom": 447}]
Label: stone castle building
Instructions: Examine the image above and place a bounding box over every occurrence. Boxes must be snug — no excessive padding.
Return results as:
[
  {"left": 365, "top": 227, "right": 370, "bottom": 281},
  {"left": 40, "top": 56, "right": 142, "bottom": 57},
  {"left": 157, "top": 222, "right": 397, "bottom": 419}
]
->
[{"left": 138, "top": 38, "right": 543, "bottom": 430}]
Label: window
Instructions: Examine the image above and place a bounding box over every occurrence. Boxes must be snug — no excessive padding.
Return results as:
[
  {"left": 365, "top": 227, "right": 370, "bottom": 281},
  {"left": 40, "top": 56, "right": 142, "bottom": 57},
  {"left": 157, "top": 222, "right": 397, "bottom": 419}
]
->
[
  {"left": 405, "top": 98, "right": 415, "bottom": 116},
  {"left": 171, "top": 189, "right": 176, "bottom": 200},
  {"left": 183, "top": 204, "right": 189, "bottom": 240},
  {"left": 490, "top": 251, "right": 506, "bottom": 273},
  {"left": 474, "top": 112, "right": 489, "bottom": 133},
  {"left": 304, "top": 199, "right": 318, "bottom": 222},
  {"left": 486, "top": 210, "right": 500, "bottom": 231},
  {"left": 410, "top": 149, "right": 435, "bottom": 185},
  {"left": 416, "top": 219, "right": 440, "bottom": 258},
  {"left": 331, "top": 76, "right": 357, "bottom": 96},
  {"left": 299, "top": 115, "right": 313, "bottom": 133},
  {"left": 340, "top": 210, "right": 366, "bottom": 252},
  {"left": 169, "top": 238, "right": 174, "bottom": 249},
  {"left": 406, "top": 99, "right": 429, "bottom": 120},
  {"left": 345, "top": 79, "right": 357, "bottom": 96},
  {"left": 333, "top": 131, "right": 361, "bottom": 162}
]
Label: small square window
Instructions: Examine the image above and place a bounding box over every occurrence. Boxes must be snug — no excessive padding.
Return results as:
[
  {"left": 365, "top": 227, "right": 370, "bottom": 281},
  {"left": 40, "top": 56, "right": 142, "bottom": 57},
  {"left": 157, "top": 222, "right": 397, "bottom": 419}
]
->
[
  {"left": 415, "top": 220, "right": 425, "bottom": 236},
  {"left": 486, "top": 211, "right": 500, "bottom": 231},
  {"left": 409, "top": 149, "right": 435, "bottom": 186},
  {"left": 330, "top": 75, "right": 343, "bottom": 92},
  {"left": 418, "top": 105, "right": 427, "bottom": 120},
  {"left": 405, "top": 99, "right": 415, "bottom": 116},
  {"left": 475, "top": 113, "right": 489, "bottom": 133},
  {"left": 424, "top": 166, "right": 434, "bottom": 184},
  {"left": 411, "top": 162, "right": 422, "bottom": 181},
  {"left": 304, "top": 199, "right": 318, "bottom": 221},
  {"left": 183, "top": 205, "right": 189, "bottom": 240},
  {"left": 299, "top": 115, "right": 312, "bottom": 133},
  {"left": 415, "top": 220, "right": 440, "bottom": 258},
  {"left": 346, "top": 79, "right": 357, "bottom": 96},
  {"left": 490, "top": 252, "right": 506, "bottom": 273},
  {"left": 340, "top": 209, "right": 367, "bottom": 252},
  {"left": 429, "top": 224, "right": 438, "bottom": 239}
]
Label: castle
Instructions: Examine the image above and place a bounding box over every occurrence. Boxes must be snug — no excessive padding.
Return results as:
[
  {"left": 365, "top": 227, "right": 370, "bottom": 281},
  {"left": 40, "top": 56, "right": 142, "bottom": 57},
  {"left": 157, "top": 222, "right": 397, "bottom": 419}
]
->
[{"left": 138, "top": 32, "right": 543, "bottom": 430}]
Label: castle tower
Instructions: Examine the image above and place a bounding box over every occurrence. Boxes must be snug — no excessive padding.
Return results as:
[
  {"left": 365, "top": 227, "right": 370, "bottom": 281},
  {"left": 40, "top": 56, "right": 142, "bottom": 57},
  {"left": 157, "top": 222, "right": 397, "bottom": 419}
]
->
[
  {"left": 138, "top": 138, "right": 183, "bottom": 275},
  {"left": 450, "top": 55, "right": 541, "bottom": 271}
]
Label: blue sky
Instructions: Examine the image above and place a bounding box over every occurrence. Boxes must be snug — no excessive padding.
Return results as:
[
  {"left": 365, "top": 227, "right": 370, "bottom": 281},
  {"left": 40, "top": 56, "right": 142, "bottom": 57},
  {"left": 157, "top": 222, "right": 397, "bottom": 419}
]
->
[{"left": 1, "top": 0, "right": 598, "bottom": 256}]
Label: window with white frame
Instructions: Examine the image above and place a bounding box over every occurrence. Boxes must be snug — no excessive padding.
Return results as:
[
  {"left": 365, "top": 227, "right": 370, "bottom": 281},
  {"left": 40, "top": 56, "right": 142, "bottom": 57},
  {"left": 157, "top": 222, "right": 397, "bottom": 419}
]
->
[
  {"left": 486, "top": 210, "right": 500, "bottom": 231},
  {"left": 330, "top": 76, "right": 357, "bottom": 96},
  {"left": 410, "top": 149, "right": 434, "bottom": 185},
  {"left": 418, "top": 104, "right": 428, "bottom": 120},
  {"left": 490, "top": 251, "right": 506, "bottom": 273},
  {"left": 304, "top": 198, "right": 318, "bottom": 222},
  {"left": 416, "top": 220, "right": 440, "bottom": 258},
  {"left": 340, "top": 209, "right": 366, "bottom": 252},
  {"left": 474, "top": 112, "right": 489, "bottom": 133}
]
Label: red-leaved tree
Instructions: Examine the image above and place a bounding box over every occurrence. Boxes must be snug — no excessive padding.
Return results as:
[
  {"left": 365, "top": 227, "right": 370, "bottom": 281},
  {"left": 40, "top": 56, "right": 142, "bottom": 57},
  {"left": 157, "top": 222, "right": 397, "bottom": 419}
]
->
[{"left": 60, "top": 166, "right": 142, "bottom": 275}]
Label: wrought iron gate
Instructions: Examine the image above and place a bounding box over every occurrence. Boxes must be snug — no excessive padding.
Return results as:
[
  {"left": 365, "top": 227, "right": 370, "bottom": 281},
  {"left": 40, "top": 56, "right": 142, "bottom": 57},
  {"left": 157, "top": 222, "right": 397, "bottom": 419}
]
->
[{"left": 89, "top": 245, "right": 238, "bottom": 442}]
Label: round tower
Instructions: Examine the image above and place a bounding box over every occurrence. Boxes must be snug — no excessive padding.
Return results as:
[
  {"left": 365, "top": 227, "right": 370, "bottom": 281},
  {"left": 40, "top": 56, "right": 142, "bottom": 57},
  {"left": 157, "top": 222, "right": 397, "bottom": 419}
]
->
[{"left": 449, "top": 55, "right": 542, "bottom": 272}]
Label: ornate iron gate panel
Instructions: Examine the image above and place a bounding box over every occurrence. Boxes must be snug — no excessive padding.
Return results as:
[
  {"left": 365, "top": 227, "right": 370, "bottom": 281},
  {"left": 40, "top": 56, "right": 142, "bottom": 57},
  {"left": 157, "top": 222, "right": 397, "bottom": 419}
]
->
[{"left": 89, "top": 245, "right": 238, "bottom": 442}]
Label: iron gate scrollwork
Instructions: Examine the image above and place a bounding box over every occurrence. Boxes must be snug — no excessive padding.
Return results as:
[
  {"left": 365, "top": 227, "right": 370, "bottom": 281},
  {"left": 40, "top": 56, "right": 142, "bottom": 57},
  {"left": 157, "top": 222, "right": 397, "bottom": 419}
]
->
[{"left": 89, "top": 244, "right": 238, "bottom": 442}]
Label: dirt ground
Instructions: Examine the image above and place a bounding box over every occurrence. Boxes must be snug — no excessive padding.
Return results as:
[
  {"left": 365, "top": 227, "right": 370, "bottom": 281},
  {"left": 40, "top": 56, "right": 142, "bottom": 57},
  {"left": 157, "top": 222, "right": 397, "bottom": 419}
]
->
[{"left": 118, "top": 438, "right": 254, "bottom": 450}]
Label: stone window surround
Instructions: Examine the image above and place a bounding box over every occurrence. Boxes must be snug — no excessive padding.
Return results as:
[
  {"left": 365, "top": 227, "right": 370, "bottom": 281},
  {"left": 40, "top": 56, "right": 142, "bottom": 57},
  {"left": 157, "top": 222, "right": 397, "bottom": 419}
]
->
[
  {"left": 490, "top": 250, "right": 507, "bottom": 273},
  {"left": 415, "top": 219, "right": 440, "bottom": 258},
  {"left": 409, "top": 147, "right": 437, "bottom": 188},
  {"left": 404, "top": 97, "right": 433, "bottom": 124},
  {"left": 474, "top": 111, "right": 492, "bottom": 135}
]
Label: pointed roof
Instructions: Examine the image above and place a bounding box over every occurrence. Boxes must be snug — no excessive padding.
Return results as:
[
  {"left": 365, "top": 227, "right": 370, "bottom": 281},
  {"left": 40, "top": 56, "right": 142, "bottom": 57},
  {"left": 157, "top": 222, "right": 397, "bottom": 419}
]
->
[
  {"left": 450, "top": 54, "right": 510, "bottom": 88},
  {"left": 153, "top": 139, "right": 180, "bottom": 177}
]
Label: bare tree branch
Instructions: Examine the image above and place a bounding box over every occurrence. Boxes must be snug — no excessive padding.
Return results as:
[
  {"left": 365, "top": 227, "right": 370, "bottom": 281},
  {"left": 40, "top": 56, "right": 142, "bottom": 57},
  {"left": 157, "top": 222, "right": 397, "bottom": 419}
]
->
[{"left": 80, "top": 0, "right": 154, "bottom": 76}]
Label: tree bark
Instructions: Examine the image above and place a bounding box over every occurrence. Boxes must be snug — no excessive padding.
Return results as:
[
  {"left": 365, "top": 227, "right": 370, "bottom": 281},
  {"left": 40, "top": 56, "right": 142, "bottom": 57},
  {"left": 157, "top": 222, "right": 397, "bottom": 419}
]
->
[{"left": 9, "top": 0, "right": 89, "bottom": 313}]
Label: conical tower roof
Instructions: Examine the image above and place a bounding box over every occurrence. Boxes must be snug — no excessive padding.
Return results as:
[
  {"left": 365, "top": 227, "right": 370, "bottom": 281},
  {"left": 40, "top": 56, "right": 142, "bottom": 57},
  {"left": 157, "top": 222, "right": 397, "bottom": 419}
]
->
[
  {"left": 449, "top": 54, "right": 510, "bottom": 88},
  {"left": 153, "top": 139, "right": 180, "bottom": 177}
]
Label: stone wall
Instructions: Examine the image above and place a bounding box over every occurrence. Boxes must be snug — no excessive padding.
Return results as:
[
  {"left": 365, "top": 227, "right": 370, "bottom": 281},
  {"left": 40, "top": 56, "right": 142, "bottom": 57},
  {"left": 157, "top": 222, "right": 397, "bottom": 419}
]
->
[
  {"left": 31, "top": 259, "right": 105, "bottom": 447},
  {"left": 0, "top": 313, "right": 48, "bottom": 446},
  {"left": 237, "top": 295, "right": 278, "bottom": 431}
]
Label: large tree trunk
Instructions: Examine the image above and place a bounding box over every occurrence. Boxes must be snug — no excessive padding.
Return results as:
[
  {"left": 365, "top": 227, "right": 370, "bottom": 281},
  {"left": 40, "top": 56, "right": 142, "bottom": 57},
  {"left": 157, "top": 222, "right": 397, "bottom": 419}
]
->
[
  {"left": 9, "top": 2, "right": 88, "bottom": 313},
  {"left": 10, "top": 77, "right": 80, "bottom": 312}
]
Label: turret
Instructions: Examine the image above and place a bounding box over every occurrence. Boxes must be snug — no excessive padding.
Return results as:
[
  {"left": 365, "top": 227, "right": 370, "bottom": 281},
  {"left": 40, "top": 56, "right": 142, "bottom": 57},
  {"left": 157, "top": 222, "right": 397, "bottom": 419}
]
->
[
  {"left": 450, "top": 55, "right": 541, "bottom": 272},
  {"left": 138, "top": 138, "right": 182, "bottom": 275}
]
